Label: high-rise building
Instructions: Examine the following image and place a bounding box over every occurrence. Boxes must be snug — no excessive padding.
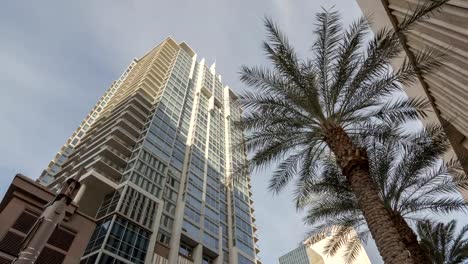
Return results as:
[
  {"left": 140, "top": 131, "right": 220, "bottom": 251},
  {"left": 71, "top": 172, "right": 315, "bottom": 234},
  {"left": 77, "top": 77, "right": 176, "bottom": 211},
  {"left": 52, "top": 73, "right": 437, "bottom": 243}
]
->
[
  {"left": 278, "top": 244, "right": 323, "bottom": 264},
  {"left": 279, "top": 232, "right": 371, "bottom": 264},
  {"left": 355, "top": 0, "right": 468, "bottom": 200},
  {"left": 37, "top": 37, "right": 260, "bottom": 264}
]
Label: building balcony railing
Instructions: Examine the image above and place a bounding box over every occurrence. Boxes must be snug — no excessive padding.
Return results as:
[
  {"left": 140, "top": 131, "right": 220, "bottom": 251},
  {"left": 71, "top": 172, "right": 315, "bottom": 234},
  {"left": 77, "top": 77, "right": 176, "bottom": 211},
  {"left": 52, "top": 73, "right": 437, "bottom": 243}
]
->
[
  {"left": 97, "top": 155, "right": 125, "bottom": 172},
  {"left": 110, "top": 136, "right": 134, "bottom": 152},
  {"left": 117, "top": 118, "right": 142, "bottom": 138},
  {"left": 153, "top": 255, "right": 168, "bottom": 264},
  {"left": 125, "top": 103, "right": 148, "bottom": 123},
  {"left": 87, "top": 167, "right": 121, "bottom": 185},
  {"left": 253, "top": 233, "right": 259, "bottom": 243},
  {"left": 121, "top": 110, "right": 145, "bottom": 130},
  {"left": 81, "top": 156, "right": 125, "bottom": 184},
  {"left": 112, "top": 127, "right": 138, "bottom": 145},
  {"left": 178, "top": 255, "right": 194, "bottom": 264},
  {"left": 250, "top": 204, "right": 255, "bottom": 213},
  {"left": 101, "top": 145, "right": 129, "bottom": 166}
]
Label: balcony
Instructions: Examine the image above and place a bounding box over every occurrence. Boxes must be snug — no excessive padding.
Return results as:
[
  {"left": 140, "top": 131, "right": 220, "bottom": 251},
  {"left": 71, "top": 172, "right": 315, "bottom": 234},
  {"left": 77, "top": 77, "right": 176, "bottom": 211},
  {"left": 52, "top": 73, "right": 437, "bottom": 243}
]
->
[
  {"left": 75, "top": 169, "right": 119, "bottom": 218},
  {"left": 131, "top": 92, "right": 152, "bottom": 111},
  {"left": 153, "top": 255, "right": 168, "bottom": 264},
  {"left": 125, "top": 103, "right": 148, "bottom": 122},
  {"left": 65, "top": 154, "right": 125, "bottom": 186},
  {"left": 107, "top": 136, "right": 133, "bottom": 155},
  {"left": 91, "top": 156, "right": 125, "bottom": 183},
  {"left": 117, "top": 118, "right": 142, "bottom": 139},
  {"left": 121, "top": 110, "right": 145, "bottom": 129},
  {"left": 253, "top": 233, "right": 259, "bottom": 243},
  {"left": 112, "top": 126, "right": 138, "bottom": 145},
  {"left": 95, "top": 109, "right": 139, "bottom": 133},
  {"left": 178, "top": 255, "right": 194, "bottom": 264},
  {"left": 77, "top": 120, "right": 133, "bottom": 150},
  {"left": 250, "top": 204, "right": 255, "bottom": 213},
  {"left": 101, "top": 146, "right": 129, "bottom": 167},
  {"left": 64, "top": 134, "right": 133, "bottom": 170}
]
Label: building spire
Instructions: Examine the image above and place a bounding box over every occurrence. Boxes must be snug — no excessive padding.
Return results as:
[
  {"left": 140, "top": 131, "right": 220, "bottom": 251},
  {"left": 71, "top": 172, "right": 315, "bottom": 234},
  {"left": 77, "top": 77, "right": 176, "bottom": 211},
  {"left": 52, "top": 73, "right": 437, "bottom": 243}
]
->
[{"left": 210, "top": 60, "right": 216, "bottom": 74}]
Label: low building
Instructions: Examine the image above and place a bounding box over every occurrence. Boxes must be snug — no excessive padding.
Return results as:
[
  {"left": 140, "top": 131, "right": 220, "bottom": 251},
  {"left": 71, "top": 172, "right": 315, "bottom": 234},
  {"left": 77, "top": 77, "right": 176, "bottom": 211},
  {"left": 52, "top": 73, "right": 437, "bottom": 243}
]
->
[{"left": 0, "top": 174, "right": 95, "bottom": 264}]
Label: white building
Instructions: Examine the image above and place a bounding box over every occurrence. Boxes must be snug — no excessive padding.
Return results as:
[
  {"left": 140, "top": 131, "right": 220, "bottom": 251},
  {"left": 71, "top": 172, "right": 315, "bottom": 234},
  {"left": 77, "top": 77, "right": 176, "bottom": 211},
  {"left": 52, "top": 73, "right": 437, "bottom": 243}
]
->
[{"left": 38, "top": 37, "right": 260, "bottom": 264}]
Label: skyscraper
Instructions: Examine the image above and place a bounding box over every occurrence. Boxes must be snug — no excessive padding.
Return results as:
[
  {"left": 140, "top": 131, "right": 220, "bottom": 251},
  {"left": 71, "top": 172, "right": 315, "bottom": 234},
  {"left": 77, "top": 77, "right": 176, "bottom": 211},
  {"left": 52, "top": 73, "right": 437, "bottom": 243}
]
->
[
  {"left": 278, "top": 244, "right": 323, "bottom": 264},
  {"left": 279, "top": 232, "right": 371, "bottom": 264},
  {"left": 38, "top": 37, "right": 260, "bottom": 264}
]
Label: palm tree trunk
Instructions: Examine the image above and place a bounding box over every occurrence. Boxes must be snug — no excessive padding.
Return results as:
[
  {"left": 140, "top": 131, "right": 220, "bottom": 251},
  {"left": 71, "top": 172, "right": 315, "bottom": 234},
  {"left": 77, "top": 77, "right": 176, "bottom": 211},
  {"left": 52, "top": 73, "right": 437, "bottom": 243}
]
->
[
  {"left": 390, "top": 211, "right": 431, "bottom": 264},
  {"left": 323, "top": 123, "right": 417, "bottom": 264}
]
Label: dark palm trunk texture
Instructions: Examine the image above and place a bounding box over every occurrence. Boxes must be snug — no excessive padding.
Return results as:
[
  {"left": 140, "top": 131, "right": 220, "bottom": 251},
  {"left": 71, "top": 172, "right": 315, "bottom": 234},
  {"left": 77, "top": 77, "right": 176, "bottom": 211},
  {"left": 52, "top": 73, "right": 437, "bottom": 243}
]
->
[
  {"left": 323, "top": 123, "right": 420, "bottom": 264},
  {"left": 390, "top": 212, "right": 432, "bottom": 264}
]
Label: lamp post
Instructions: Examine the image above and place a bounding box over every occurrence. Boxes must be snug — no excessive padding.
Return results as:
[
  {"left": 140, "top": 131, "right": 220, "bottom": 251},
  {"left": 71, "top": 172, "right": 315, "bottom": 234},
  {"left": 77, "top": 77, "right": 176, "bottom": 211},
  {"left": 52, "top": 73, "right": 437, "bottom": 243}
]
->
[{"left": 13, "top": 168, "right": 85, "bottom": 264}]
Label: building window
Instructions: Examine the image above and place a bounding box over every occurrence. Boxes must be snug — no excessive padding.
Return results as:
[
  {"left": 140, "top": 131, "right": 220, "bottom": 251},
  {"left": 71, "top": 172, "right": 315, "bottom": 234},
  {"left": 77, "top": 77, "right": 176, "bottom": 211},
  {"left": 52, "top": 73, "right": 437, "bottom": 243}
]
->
[
  {"left": 238, "top": 254, "right": 255, "bottom": 264},
  {"left": 182, "top": 220, "right": 200, "bottom": 240},
  {"left": 202, "top": 256, "right": 213, "bottom": 264},
  {"left": 203, "top": 233, "right": 218, "bottom": 251},
  {"left": 104, "top": 216, "right": 150, "bottom": 264},
  {"left": 84, "top": 217, "right": 112, "bottom": 255},
  {"left": 157, "top": 230, "right": 171, "bottom": 246},
  {"left": 179, "top": 243, "right": 193, "bottom": 259}
]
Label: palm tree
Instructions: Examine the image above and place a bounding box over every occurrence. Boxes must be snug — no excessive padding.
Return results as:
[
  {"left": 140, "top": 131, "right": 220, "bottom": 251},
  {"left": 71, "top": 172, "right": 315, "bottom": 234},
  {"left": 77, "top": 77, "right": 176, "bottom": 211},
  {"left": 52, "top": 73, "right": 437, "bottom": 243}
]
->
[
  {"left": 297, "top": 125, "right": 468, "bottom": 263},
  {"left": 238, "top": 2, "right": 449, "bottom": 263},
  {"left": 416, "top": 220, "right": 468, "bottom": 264}
]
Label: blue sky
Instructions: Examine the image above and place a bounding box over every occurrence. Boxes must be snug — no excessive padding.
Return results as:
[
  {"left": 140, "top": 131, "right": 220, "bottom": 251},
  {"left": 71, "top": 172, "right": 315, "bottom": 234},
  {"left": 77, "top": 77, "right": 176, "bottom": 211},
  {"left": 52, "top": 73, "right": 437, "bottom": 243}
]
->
[{"left": 1, "top": 1, "right": 466, "bottom": 264}]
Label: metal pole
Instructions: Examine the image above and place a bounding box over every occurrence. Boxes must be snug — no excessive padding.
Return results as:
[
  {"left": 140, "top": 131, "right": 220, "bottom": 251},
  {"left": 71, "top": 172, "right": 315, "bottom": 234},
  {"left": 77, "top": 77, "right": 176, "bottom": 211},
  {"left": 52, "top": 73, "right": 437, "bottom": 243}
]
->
[{"left": 13, "top": 168, "right": 84, "bottom": 264}]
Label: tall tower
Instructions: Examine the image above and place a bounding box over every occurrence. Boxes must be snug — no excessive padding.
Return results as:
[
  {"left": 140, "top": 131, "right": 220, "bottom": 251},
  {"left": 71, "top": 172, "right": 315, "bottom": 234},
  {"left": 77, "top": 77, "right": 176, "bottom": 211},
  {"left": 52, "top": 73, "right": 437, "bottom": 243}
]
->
[
  {"left": 38, "top": 37, "right": 260, "bottom": 264},
  {"left": 279, "top": 232, "right": 372, "bottom": 264},
  {"left": 279, "top": 244, "right": 324, "bottom": 264}
]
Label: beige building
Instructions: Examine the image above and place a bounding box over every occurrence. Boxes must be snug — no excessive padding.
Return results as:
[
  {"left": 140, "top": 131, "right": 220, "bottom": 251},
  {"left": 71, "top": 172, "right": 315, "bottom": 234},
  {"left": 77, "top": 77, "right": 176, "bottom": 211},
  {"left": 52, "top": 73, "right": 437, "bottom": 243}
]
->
[
  {"left": 356, "top": 0, "right": 468, "bottom": 200},
  {"left": 305, "top": 235, "right": 372, "bottom": 264},
  {"left": 0, "top": 174, "right": 96, "bottom": 264},
  {"left": 37, "top": 37, "right": 260, "bottom": 264},
  {"left": 279, "top": 244, "right": 324, "bottom": 264},
  {"left": 280, "top": 232, "right": 371, "bottom": 264}
]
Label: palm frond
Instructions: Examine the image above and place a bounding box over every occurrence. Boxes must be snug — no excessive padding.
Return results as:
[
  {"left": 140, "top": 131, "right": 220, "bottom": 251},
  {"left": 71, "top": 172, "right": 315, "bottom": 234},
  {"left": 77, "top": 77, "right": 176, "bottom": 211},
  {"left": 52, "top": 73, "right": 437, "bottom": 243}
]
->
[
  {"left": 323, "top": 226, "right": 354, "bottom": 256},
  {"left": 328, "top": 15, "right": 370, "bottom": 112},
  {"left": 263, "top": 17, "right": 325, "bottom": 119},
  {"left": 397, "top": 0, "right": 450, "bottom": 31},
  {"left": 367, "top": 96, "right": 431, "bottom": 124},
  {"left": 416, "top": 220, "right": 468, "bottom": 264},
  {"left": 269, "top": 148, "right": 308, "bottom": 194},
  {"left": 240, "top": 3, "right": 454, "bottom": 262},
  {"left": 313, "top": 9, "right": 342, "bottom": 116},
  {"left": 343, "top": 234, "right": 364, "bottom": 264}
]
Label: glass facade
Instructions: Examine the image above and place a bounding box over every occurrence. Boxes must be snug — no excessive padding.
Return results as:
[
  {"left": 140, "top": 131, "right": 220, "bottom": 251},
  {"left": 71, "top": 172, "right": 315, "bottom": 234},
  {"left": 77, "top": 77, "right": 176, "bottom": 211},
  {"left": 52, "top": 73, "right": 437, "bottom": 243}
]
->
[
  {"left": 82, "top": 216, "right": 150, "bottom": 264},
  {"left": 278, "top": 245, "right": 310, "bottom": 264},
  {"left": 40, "top": 37, "right": 259, "bottom": 264}
]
